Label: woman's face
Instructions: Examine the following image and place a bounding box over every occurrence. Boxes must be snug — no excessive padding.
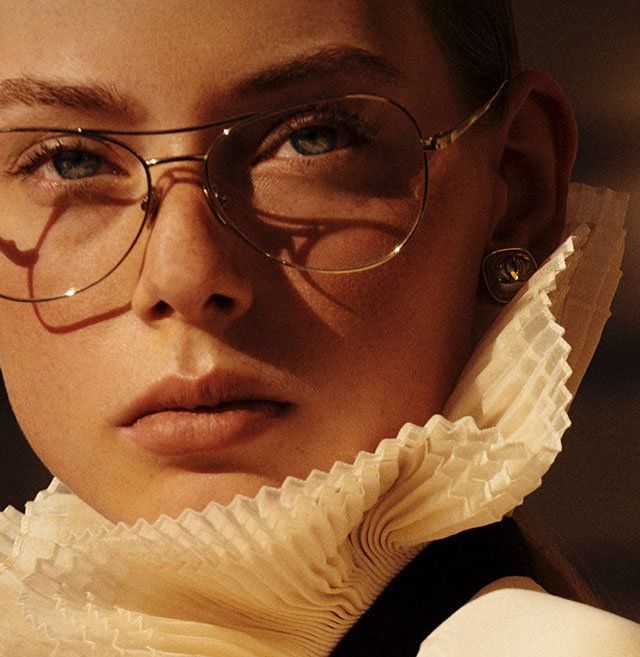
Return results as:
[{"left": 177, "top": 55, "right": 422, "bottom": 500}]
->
[{"left": 0, "top": 0, "right": 503, "bottom": 523}]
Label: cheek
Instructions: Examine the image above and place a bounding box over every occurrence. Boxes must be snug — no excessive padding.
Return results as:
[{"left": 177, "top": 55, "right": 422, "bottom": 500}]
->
[
  {"left": 269, "top": 149, "right": 496, "bottom": 394},
  {"left": 426, "top": 144, "right": 500, "bottom": 248},
  {"left": 0, "top": 301, "right": 120, "bottom": 465},
  {"left": 0, "top": 309, "right": 66, "bottom": 469},
  {"left": 283, "top": 157, "right": 492, "bottom": 337},
  {"left": 269, "top": 211, "right": 479, "bottom": 382}
]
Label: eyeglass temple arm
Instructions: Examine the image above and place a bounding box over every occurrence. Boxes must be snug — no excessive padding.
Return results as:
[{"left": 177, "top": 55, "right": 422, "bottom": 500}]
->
[{"left": 421, "top": 80, "right": 508, "bottom": 152}]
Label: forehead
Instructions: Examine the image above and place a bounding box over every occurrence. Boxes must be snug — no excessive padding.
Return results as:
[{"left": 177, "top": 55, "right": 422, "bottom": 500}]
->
[{"left": 0, "top": 0, "right": 456, "bottom": 130}]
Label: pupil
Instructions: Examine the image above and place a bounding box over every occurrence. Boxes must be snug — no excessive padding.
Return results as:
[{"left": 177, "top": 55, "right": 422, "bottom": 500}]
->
[
  {"left": 291, "top": 126, "right": 337, "bottom": 156},
  {"left": 53, "top": 150, "right": 101, "bottom": 179}
]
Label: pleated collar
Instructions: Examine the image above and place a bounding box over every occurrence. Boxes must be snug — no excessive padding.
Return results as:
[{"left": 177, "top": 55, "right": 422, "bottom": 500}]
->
[{"left": 0, "top": 183, "right": 628, "bottom": 656}]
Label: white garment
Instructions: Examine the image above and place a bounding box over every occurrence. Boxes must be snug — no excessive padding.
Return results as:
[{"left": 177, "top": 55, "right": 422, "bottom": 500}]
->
[
  {"left": 418, "top": 577, "right": 640, "bottom": 656},
  {"left": 0, "top": 183, "right": 637, "bottom": 656}
]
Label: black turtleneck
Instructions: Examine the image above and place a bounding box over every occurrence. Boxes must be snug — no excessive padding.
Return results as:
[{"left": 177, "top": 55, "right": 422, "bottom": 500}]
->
[{"left": 330, "top": 517, "right": 542, "bottom": 656}]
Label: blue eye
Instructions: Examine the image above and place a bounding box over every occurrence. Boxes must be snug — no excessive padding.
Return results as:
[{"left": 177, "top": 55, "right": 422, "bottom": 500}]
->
[
  {"left": 53, "top": 150, "right": 101, "bottom": 180},
  {"left": 290, "top": 126, "right": 338, "bottom": 156}
]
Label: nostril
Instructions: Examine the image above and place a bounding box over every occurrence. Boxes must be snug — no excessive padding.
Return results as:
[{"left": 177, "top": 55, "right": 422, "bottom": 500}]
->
[
  {"left": 209, "top": 293, "right": 235, "bottom": 312},
  {"left": 144, "top": 295, "right": 236, "bottom": 321},
  {"left": 149, "top": 300, "right": 171, "bottom": 318}
]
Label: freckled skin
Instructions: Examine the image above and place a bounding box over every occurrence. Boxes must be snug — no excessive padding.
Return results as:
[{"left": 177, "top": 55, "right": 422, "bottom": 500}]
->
[{"left": 0, "top": 1, "right": 573, "bottom": 524}]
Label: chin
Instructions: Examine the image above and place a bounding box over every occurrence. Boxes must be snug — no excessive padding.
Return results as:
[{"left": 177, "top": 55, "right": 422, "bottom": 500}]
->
[{"left": 109, "top": 469, "right": 282, "bottom": 525}]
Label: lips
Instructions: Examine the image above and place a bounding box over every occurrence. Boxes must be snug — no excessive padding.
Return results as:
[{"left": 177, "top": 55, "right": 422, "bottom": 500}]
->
[{"left": 117, "top": 372, "right": 293, "bottom": 456}]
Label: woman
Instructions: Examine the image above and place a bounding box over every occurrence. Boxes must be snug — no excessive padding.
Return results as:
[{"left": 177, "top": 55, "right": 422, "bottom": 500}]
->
[{"left": 0, "top": 1, "right": 638, "bottom": 655}]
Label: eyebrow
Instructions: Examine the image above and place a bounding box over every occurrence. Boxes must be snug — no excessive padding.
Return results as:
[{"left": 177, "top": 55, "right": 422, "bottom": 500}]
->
[
  {"left": 0, "top": 46, "right": 404, "bottom": 124},
  {"left": 0, "top": 77, "right": 146, "bottom": 119},
  {"left": 235, "top": 46, "right": 406, "bottom": 95}
]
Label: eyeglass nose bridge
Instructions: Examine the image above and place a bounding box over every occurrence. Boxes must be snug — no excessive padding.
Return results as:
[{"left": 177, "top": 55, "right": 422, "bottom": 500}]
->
[
  {"left": 140, "top": 152, "right": 227, "bottom": 224},
  {"left": 144, "top": 154, "right": 207, "bottom": 167}
]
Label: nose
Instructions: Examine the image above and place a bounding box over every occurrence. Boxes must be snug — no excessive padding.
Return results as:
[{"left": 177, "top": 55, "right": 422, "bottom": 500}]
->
[{"left": 130, "top": 168, "right": 254, "bottom": 329}]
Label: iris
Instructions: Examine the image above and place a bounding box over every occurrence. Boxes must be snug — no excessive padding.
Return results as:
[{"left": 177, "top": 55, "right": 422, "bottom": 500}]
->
[
  {"left": 290, "top": 126, "right": 338, "bottom": 156},
  {"left": 53, "top": 150, "right": 101, "bottom": 179}
]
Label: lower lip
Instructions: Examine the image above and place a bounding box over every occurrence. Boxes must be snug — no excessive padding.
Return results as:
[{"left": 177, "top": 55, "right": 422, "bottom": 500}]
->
[{"left": 119, "top": 401, "right": 291, "bottom": 456}]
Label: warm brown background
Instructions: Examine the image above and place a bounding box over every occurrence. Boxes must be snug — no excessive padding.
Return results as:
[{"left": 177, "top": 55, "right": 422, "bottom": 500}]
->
[
  {"left": 514, "top": 0, "right": 640, "bottom": 621},
  {"left": 1, "top": 0, "right": 638, "bottom": 622}
]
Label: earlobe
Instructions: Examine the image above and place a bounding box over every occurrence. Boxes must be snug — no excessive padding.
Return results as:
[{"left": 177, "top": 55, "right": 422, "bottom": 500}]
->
[{"left": 487, "top": 70, "right": 578, "bottom": 264}]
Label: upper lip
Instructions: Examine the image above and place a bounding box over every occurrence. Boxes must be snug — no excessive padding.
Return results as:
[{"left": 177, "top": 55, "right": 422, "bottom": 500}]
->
[{"left": 117, "top": 370, "right": 294, "bottom": 427}]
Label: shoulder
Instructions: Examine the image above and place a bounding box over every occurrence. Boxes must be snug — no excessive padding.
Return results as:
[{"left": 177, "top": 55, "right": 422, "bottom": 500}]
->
[{"left": 417, "top": 577, "right": 640, "bottom": 657}]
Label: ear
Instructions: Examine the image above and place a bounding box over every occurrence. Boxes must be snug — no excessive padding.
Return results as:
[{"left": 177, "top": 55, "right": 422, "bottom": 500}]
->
[{"left": 487, "top": 70, "right": 578, "bottom": 263}]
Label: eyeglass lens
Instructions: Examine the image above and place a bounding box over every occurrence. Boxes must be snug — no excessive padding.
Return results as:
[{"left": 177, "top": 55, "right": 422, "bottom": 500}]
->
[{"left": 0, "top": 96, "right": 426, "bottom": 302}]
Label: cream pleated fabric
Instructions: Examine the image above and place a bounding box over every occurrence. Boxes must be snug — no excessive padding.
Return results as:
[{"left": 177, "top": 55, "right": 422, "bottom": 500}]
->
[{"left": 0, "top": 183, "right": 631, "bottom": 656}]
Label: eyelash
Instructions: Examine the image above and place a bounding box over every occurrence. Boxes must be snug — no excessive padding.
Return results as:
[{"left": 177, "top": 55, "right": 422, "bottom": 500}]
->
[
  {"left": 4, "top": 108, "right": 376, "bottom": 180},
  {"left": 11, "top": 139, "right": 80, "bottom": 176},
  {"left": 255, "top": 108, "right": 376, "bottom": 160},
  {"left": 6, "top": 137, "right": 120, "bottom": 183}
]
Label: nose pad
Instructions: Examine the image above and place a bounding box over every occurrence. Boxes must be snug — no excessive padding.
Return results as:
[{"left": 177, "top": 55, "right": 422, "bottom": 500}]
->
[
  {"left": 209, "top": 189, "right": 230, "bottom": 227},
  {"left": 141, "top": 187, "right": 161, "bottom": 225}
]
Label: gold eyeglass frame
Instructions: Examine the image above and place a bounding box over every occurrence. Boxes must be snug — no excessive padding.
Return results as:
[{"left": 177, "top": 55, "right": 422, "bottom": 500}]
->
[{"left": 0, "top": 81, "right": 507, "bottom": 303}]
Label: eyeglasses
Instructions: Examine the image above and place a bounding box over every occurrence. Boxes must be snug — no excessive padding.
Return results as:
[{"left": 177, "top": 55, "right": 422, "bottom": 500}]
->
[{"left": 0, "top": 83, "right": 506, "bottom": 303}]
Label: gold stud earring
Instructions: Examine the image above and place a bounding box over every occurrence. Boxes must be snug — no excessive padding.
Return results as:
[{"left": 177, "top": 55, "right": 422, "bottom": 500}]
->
[{"left": 482, "top": 248, "right": 538, "bottom": 304}]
